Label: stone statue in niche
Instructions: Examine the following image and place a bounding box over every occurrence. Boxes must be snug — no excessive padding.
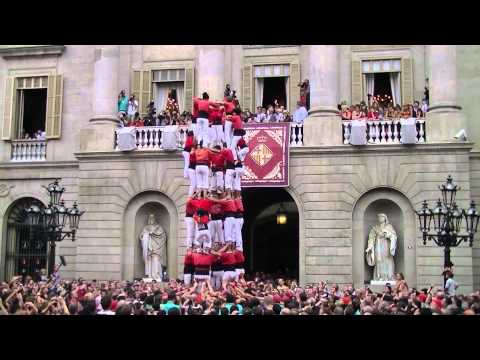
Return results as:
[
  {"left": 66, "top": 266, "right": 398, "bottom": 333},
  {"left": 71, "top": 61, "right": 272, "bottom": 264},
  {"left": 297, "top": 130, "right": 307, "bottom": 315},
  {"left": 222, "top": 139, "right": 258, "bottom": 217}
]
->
[
  {"left": 139, "top": 214, "right": 167, "bottom": 281},
  {"left": 365, "top": 213, "right": 397, "bottom": 282}
]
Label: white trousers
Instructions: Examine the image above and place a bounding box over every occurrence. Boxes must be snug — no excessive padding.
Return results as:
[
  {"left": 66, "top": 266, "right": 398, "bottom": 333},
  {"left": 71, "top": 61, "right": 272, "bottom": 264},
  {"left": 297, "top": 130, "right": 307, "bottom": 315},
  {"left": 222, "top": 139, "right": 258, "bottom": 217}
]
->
[
  {"left": 224, "top": 120, "right": 233, "bottom": 147},
  {"left": 224, "top": 217, "right": 236, "bottom": 243},
  {"left": 211, "top": 271, "right": 224, "bottom": 290},
  {"left": 223, "top": 271, "right": 237, "bottom": 282},
  {"left": 188, "top": 168, "right": 196, "bottom": 196},
  {"left": 194, "top": 228, "right": 212, "bottom": 249},
  {"left": 235, "top": 217, "right": 244, "bottom": 251},
  {"left": 194, "top": 274, "right": 210, "bottom": 282},
  {"left": 196, "top": 117, "right": 209, "bottom": 146},
  {"left": 184, "top": 273, "right": 192, "bottom": 287},
  {"left": 182, "top": 151, "right": 190, "bottom": 178},
  {"left": 230, "top": 135, "right": 242, "bottom": 160},
  {"left": 209, "top": 219, "right": 224, "bottom": 244},
  {"left": 185, "top": 216, "right": 195, "bottom": 248},
  {"left": 213, "top": 171, "right": 224, "bottom": 190},
  {"left": 234, "top": 166, "right": 244, "bottom": 191},
  {"left": 209, "top": 170, "right": 216, "bottom": 191},
  {"left": 237, "top": 146, "right": 249, "bottom": 162},
  {"left": 225, "top": 169, "right": 235, "bottom": 190},
  {"left": 195, "top": 165, "right": 210, "bottom": 190},
  {"left": 212, "top": 125, "right": 224, "bottom": 145}
]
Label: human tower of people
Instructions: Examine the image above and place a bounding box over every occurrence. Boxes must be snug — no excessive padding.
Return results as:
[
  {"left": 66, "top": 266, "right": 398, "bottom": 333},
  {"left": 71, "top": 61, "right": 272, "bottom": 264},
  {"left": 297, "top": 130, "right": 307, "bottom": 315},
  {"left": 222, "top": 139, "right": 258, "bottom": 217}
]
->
[{"left": 181, "top": 92, "right": 249, "bottom": 290}]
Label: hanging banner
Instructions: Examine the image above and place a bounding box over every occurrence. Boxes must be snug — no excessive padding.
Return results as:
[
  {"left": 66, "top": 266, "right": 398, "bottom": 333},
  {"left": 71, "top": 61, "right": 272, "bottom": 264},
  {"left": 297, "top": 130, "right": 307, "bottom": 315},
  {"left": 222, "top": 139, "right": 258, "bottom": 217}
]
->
[{"left": 241, "top": 123, "right": 290, "bottom": 187}]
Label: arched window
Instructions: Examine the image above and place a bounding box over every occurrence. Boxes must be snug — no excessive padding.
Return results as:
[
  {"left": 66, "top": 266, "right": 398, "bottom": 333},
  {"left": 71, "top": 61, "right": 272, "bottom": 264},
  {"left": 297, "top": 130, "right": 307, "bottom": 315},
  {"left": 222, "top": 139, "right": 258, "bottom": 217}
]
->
[{"left": 4, "top": 197, "right": 47, "bottom": 280}]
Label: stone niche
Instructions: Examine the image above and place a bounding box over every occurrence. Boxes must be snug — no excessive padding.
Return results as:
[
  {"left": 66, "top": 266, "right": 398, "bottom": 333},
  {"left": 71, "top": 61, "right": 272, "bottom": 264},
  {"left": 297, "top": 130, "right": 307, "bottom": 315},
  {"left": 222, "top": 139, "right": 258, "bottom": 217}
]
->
[
  {"left": 352, "top": 188, "right": 417, "bottom": 288},
  {"left": 123, "top": 191, "right": 178, "bottom": 280},
  {"left": 134, "top": 202, "right": 170, "bottom": 279}
]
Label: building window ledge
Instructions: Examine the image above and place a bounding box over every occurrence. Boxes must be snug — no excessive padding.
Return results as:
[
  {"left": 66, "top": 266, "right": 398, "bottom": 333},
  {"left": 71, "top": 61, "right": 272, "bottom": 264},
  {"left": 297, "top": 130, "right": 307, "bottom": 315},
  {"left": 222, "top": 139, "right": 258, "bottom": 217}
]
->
[{"left": 0, "top": 45, "right": 65, "bottom": 59}]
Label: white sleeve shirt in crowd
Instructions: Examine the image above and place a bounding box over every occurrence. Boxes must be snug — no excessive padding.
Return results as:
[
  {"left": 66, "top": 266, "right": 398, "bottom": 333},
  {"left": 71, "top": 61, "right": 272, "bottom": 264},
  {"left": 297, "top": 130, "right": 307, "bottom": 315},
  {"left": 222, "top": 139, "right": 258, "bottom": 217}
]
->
[{"left": 293, "top": 106, "right": 308, "bottom": 123}]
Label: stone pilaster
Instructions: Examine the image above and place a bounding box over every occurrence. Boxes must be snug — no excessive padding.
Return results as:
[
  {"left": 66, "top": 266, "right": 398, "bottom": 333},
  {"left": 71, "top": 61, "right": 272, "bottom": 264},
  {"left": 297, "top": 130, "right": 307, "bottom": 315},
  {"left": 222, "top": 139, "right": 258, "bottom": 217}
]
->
[
  {"left": 426, "top": 45, "right": 466, "bottom": 143},
  {"left": 303, "top": 45, "right": 342, "bottom": 146},
  {"left": 80, "top": 46, "right": 121, "bottom": 152},
  {"left": 196, "top": 45, "right": 225, "bottom": 100}
]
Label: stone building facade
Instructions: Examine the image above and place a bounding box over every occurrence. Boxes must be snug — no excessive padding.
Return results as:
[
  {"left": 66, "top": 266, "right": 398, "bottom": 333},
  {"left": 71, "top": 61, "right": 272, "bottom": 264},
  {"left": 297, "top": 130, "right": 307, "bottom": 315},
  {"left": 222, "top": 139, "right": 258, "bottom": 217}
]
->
[{"left": 0, "top": 45, "right": 479, "bottom": 293}]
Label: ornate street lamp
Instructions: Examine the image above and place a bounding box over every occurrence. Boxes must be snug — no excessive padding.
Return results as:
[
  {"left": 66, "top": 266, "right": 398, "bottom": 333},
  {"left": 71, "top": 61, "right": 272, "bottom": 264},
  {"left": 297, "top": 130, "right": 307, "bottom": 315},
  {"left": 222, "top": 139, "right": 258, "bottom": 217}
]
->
[
  {"left": 416, "top": 175, "right": 479, "bottom": 287},
  {"left": 25, "top": 179, "right": 84, "bottom": 275}
]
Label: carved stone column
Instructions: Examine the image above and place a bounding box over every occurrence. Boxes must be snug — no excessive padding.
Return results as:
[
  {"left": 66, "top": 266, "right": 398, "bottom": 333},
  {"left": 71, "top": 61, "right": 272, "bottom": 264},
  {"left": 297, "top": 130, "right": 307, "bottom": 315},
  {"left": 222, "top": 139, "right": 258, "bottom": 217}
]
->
[
  {"left": 197, "top": 45, "right": 225, "bottom": 100},
  {"left": 426, "top": 45, "right": 466, "bottom": 143},
  {"left": 80, "top": 46, "right": 121, "bottom": 152},
  {"left": 303, "top": 45, "right": 342, "bottom": 146}
]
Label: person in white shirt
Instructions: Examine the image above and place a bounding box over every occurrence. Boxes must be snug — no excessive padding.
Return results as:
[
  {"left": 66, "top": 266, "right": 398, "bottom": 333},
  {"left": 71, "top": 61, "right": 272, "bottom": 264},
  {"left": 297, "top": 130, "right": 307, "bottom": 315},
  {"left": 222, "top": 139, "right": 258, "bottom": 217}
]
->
[
  {"left": 255, "top": 106, "right": 265, "bottom": 123},
  {"left": 127, "top": 95, "right": 139, "bottom": 121},
  {"left": 97, "top": 295, "right": 115, "bottom": 315},
  {"left": 293, "top": 101, "right": 308, "bottom": 124},
  {"left": 421, "top": 100, "right": 428, "bottom": 115},
  {"left": 275, "top": 107, "right": 285, "bottom": 122},
  {"left": 265, "top": 106, "right": 276, "bottom": 123},
  {"left": 444, "top": 270, "right": 458, "bottom": 297}
]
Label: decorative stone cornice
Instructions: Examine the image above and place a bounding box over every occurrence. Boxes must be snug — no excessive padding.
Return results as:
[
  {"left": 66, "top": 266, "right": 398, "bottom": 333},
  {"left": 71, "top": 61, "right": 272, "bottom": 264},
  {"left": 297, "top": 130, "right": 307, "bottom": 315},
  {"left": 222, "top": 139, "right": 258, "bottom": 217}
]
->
[{"left": 0, "top": 45, "right": 65, "bottom": 58}]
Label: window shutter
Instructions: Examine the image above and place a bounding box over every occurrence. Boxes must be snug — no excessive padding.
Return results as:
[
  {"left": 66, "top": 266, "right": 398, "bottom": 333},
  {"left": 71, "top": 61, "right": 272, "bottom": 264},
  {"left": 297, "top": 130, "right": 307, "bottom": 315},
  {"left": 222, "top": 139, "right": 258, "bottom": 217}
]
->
[
  {"left": 242, "top": 64, "right": 253, "bottom": 111},
  {"left": 45, "top": 74, "right": 63, "bottom": 139},
  {"left": 2, "top": 76, "right": 15, "bottom": 140},
  {"left": 401, "top": 58, "right": 414, "bottom": 105},
  {"left": 184, "top": 67, "right": 194, "bottom": 113},
  {"left": 140, "top": 70, "right": 152, "bottom": 118},
  {"left": 351, "top": 60, "right": 362, "bottom": 104},
  {"left": 132, "top": 70, "right": 141, "bottom": 113},
  {"left": 289, "top": 62, "right": 300, "bottom": 111}
]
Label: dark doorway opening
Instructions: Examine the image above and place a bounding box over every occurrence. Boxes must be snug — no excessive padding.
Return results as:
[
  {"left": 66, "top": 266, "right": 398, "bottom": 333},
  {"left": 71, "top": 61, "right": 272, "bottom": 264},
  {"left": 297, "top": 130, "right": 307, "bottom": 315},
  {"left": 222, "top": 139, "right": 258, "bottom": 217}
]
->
[
  {"left": 242, "top": 188, "right": 299, "bottom": 280},
  {"left": 21, "top": 89, "right": 47, "bottom": 139},
  {"left": 262, "top": 77, "right": 287, "bottom": 110},
  {"left": 373, "top": 73, "right": 392, "bottom": 99}
]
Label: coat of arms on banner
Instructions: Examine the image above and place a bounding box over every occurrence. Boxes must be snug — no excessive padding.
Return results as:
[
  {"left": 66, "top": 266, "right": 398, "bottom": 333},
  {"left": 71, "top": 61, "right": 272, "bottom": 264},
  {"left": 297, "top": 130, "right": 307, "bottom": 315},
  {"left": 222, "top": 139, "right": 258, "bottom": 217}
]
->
[{"left": 242, "top": 123, "right": 290, "bottom": 187}]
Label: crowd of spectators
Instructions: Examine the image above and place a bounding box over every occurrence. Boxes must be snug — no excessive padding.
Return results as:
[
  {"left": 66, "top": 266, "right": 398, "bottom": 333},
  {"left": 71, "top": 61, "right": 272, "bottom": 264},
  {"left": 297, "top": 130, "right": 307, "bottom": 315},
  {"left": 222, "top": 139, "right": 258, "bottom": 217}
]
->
[
  {"left": 340, "top": 99, "right": 428, "bottom": 121},
  {"left": 1, "top": 269, "right": 478, "bottom": 315}
]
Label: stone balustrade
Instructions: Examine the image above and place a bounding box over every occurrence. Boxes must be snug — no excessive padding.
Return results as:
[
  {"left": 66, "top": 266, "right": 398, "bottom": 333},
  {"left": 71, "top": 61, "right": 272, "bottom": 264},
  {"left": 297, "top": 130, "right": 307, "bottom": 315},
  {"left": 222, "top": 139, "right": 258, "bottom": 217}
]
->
[
  {"left": 115, "top": 125, "right": 189, "bottom": 151},
  {"left": 342, "top": 118, "right": 426, "bottom": 145},
  {"left": 11, "top": 140, "right": 47, "bottom": 161},
  {"left": 115, "top": 123, "right": 305, "bottom": 151}
]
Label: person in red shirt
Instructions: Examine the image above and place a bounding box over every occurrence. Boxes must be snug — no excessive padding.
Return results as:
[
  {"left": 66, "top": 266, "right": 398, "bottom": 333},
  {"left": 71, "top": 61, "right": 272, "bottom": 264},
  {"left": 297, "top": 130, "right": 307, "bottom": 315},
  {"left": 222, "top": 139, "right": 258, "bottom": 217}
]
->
[
  {"left": 210, "top": 242, "right": 225, "bottom": 290},
  {"left": 222, "top": 96, "right": 236, "bottom": 147},
  {"left": 192, "top": 247, "right": 217, "bottom": 282},
  {"left": 208, "top": 192, "right": 224, "bottom": 245},
  {"left": 183, "top": 130, "right": 195, "bottom": 179},
  {"left": 209, "top": 105, "right": 224, "bottom": 146},
  {"left": 234, "top": 248, "right": 245, "bottom": 281},
  {"left": 221, "top": 242, "right": 238, "bottom": 284},
  {"left": 183, "top": 248, "right": 194, "bottom": 286},
  {"left": 212, "top": 193, "right": 237, "bottom": 244},
  {"left": 191, "top": 196, "right": 212, "bottom": 249},
  {"left": 193, "top": 92, "right": 218, "bottom": 147},
  {"left": 221, "top": 143, "right": 235, "bottom": 197},
  {"left": 236, "top": 137, "right": 249, "bottom": 162},
  {"left": 185, "top": 195, "right": 197, "bottom": 248},
  {"left": 229, "top": 108, "right": 246, "bottom": 160},
  {"left": 194, "top": 144, "right": 219, "bottom": 198},
  {"left": 210, "top": 144, "right": 225, "bottom": 194},
  {"left": 234, "top": 194, "right": 244, "bottom": 251},
  {"left": 188, "top": 146, "right": 197, "bottom": 196}
]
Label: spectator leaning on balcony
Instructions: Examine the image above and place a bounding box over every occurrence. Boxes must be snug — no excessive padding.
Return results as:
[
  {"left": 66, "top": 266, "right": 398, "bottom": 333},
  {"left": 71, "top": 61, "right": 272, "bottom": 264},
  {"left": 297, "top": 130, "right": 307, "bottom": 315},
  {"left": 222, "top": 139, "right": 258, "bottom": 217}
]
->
[
  {"left": 118, "top": 90, "right": 128, "bottom": 118},
  {"left": 293, "top": 101, "right": 308, "bottom": 124}
]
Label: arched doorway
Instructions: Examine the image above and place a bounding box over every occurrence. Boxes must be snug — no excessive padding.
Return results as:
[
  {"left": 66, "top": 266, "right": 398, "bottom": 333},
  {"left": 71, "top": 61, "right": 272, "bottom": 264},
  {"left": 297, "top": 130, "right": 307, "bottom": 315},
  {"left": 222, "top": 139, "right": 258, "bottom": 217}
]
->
[
  {"left": 242, "top": 188, "right": 299, "bottom": 279},
  {"left": 3, "top": 197, "right": 46, "bottom": 280},
  {"left": 123, "top": 191, "right": 178, "bottom": 280}
]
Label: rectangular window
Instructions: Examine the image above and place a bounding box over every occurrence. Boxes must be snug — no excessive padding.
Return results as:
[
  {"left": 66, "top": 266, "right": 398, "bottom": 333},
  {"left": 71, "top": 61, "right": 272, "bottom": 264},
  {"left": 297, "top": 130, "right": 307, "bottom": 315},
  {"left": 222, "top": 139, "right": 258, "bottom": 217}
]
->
[
  {"left": 253, "top": 64, "right": 290, "bottom": 110},
  {"left": 360, "top": 59, "right": 402, "bottom": 106},
  {"left": 15, "top": 88, "right": 47, "bottom": 140}
]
